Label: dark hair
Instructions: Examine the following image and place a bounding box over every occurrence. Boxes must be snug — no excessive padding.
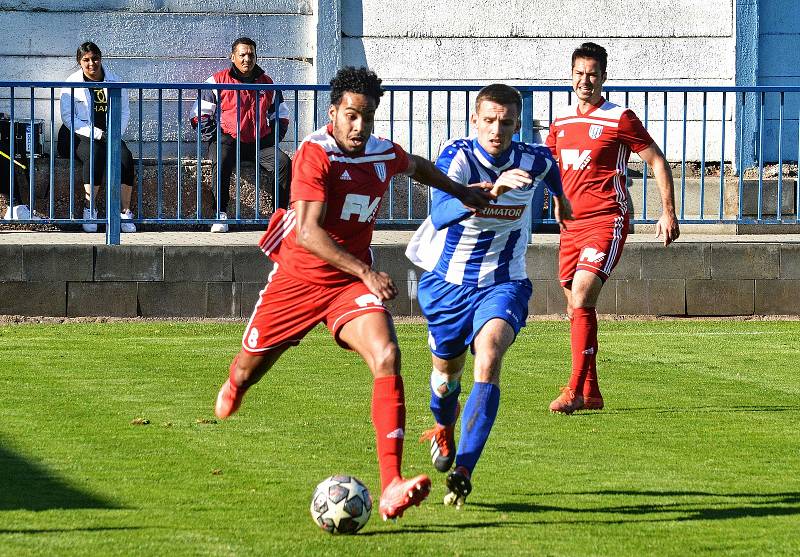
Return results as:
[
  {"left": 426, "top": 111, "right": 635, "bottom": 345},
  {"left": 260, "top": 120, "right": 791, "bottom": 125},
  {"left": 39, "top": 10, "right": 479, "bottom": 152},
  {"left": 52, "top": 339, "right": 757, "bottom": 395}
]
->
[
  {"left": 571, "top": 42, "right": 608, "bottom": 74},
  {"left": 329, "top": 66, "right": 384, "bottom": 107},
  {"left": 475, "top": 83, "right": 522, "bottom": 114},
  {"left": 76, "top": 41, "right": 102, "bottom": 63},
  {"left": 232, "top": 37, "right": 257, "bottom": 53}
]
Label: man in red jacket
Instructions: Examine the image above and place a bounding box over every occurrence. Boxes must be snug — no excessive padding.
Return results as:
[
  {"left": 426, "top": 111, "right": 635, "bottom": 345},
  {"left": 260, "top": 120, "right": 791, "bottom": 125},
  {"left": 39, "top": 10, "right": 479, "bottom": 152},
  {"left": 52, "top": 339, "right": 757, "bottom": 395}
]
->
[{"left": 191, "top": 37, "right": 291, "bottom": 232}]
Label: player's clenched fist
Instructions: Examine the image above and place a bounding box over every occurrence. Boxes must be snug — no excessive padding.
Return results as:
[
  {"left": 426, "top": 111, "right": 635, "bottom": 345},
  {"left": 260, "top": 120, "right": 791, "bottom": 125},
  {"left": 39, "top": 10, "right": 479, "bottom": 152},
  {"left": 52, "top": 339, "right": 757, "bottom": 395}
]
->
[{"left": 490, "top": 168, "right": 532, "bottom": 197}]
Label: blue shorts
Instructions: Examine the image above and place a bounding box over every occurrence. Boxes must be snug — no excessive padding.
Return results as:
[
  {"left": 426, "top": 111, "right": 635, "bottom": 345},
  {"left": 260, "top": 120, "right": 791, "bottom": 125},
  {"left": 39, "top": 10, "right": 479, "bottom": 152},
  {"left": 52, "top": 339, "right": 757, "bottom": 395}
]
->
[{"left": 417, "top": 272, "right": 532, "bottom": 360}]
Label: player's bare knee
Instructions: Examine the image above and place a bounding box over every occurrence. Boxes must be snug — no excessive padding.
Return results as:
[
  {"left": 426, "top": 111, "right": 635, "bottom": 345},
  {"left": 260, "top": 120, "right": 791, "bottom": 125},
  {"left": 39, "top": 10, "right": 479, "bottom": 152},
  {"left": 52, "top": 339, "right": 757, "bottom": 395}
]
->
[
  {"left": 369, "top": 341, "right": 401, "bottom": 377},
  {"left": 473, "top": 354, "right": 502, "bottom": 384}
]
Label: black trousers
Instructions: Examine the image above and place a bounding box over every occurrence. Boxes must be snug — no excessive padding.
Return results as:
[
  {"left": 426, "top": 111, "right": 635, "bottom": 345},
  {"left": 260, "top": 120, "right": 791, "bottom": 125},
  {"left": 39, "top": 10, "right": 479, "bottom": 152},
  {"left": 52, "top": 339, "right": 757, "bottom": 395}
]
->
[
  {"left": 207, "top": 133, "right": 291, "bottom": 212},
  {"left": 57, "top": 125, "right": 135, "bottom": 186}
]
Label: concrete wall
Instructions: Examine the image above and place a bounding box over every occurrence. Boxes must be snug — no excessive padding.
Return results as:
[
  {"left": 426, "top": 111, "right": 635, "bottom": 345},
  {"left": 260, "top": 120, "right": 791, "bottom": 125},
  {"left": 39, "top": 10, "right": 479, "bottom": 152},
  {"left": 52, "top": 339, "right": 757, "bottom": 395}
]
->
[
  {"left": 340, "top": 0, "right": 739, "bottom": 163},
  {"left": 3, "top": 239, "right": 800, "bottom": 317},
  {"left": 0, "top": 0, "right": 317, "bottom": 156}
]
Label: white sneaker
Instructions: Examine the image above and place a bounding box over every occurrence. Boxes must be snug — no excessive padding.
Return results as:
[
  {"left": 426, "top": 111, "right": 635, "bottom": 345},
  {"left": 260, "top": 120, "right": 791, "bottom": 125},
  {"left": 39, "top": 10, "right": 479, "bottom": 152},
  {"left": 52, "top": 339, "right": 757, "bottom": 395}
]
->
[
  {"left": 82, "top": 206, "right": 98, "bottom": 232},
  {"left": 5, "top": 204, "right": 41, "bottom": 221},
  {"left": 120, "top": 209, "right": 137, "bottom": 233},
  {"left": 210, "top": 211, "right": 229, "bottom": 233}
]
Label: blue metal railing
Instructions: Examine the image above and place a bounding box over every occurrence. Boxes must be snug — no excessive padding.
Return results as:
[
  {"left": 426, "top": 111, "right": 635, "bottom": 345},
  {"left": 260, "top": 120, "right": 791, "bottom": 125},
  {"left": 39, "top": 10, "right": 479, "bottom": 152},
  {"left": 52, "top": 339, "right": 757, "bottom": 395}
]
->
[{"left": 2, "top": 81, "right": 800, "bottom": 244}]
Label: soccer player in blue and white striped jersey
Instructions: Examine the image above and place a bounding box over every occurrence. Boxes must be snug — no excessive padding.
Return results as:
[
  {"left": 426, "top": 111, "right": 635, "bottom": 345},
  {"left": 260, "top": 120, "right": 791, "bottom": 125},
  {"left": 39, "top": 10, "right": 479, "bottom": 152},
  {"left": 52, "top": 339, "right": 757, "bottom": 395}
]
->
[{"left": 406, "top": 84, "right": 572, "bottom": 507}]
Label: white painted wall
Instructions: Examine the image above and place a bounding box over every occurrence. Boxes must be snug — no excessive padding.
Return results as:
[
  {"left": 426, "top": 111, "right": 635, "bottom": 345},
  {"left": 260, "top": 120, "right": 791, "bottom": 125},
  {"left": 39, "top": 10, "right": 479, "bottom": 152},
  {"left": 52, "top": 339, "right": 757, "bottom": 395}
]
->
[
  {"left": 0, "top": 0, "right": 748, "bottom": 162},
  {"left": 0, "top": 0, "right": 316, "bottom": 153},
  {"left": 340, "top": 0, "right": 738, "bottom": 162}
]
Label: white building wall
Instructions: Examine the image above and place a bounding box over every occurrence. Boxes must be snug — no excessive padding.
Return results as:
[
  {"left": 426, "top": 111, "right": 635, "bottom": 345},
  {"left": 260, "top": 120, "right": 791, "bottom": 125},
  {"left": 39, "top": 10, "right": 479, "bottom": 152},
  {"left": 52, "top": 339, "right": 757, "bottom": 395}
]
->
[
  {"left": 341, "top": 0, "right": 737, "bottom": 162},
  {"left": 0, "top": 0, "right": 316, "bottom": 151}
]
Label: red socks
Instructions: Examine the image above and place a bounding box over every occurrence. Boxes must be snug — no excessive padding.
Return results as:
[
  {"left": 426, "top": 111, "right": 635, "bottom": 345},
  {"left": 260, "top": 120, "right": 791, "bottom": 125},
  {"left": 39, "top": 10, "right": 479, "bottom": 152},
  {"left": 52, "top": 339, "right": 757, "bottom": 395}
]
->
[
  {"left": 568, "top": 307, "right": 598, "bottom": 395},
  {"left": 372, "top": 375, "right": 406, "bottom": 493}
]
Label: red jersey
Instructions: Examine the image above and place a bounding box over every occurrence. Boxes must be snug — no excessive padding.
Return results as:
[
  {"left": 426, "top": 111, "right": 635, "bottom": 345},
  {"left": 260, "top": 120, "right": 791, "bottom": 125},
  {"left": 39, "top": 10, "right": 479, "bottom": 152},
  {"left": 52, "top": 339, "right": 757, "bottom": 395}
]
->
[
  {"left": 546, "top": 99, "right": 653, "bottom": 221},
  {"left": 259, "top": 124, "right": 410, "bottom": 286}
]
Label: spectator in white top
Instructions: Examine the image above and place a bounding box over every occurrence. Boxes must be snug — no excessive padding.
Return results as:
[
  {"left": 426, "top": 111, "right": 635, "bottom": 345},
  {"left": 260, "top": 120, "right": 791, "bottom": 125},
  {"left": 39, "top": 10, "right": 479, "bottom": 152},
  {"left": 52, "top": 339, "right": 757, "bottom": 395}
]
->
[{"left": 57, "top": 42, "right": 136, "bottom": 233}]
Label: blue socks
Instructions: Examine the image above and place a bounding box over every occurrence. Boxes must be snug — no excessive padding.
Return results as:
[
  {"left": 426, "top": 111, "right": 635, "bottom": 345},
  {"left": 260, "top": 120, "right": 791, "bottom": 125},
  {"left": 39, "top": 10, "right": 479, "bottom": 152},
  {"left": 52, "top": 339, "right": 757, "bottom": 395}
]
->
[
  {"left": 455, "top": 382, "right": 500, "bottom": 476},
  {"left": 430, "top": 383, "right": 461, "bottom": 426}
]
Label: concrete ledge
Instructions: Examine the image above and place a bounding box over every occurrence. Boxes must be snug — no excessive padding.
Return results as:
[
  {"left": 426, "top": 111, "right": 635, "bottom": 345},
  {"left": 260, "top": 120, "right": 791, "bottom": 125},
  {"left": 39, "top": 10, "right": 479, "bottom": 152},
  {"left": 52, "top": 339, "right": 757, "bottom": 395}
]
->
[
  {"left": 711, "top": 243, "right": 780, "bottom": 279},
  {"left": 137, "top": 282, "right": 208, "bottom": 317},
  {"left": 0, "top": 245, "right": 24, "bottom": 280},
  {"left": 686, "top": 279, "right": 754, "bottom": 316},
  {"left": 755, "top": 280, "right": 800, "bottom": 314},
  {"left": 68, "top": 282, "right": 138, "bottom": 317},
  {"left": 0, "top": 235, "right": 798, "bottom": 317},
  {"left": 0, "top": 282, "right": 66, "bottom": 316},
  {"left": 164, "top": 246, "right": 232, "bottom": 282},
  {"left": 23, "top": 245, "right": 94, "bottom": 281},
  {"left": 95, "top": 245, "right": 163, "bottom": 281}
]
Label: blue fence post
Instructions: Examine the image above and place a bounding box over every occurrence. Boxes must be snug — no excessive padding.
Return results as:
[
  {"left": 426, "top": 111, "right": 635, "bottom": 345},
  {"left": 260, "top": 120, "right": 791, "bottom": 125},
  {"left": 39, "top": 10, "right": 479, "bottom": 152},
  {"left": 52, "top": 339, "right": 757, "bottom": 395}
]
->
[
  {"left": 106, "top": 86, "right": 122, "bottom": 245},
  {"left": 520, "top": 89, "right": 534, "bottom": 143}
]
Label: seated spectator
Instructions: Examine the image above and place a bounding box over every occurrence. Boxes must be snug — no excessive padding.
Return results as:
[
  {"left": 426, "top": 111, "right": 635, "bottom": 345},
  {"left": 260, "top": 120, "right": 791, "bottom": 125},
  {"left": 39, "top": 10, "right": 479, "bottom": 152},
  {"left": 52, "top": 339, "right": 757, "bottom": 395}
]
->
[
  {"left": 191, "top": 37, "right": 291, "bottom": 232},
  {"left": 57, "top": 41, "right": 136, "bottom": 233}
]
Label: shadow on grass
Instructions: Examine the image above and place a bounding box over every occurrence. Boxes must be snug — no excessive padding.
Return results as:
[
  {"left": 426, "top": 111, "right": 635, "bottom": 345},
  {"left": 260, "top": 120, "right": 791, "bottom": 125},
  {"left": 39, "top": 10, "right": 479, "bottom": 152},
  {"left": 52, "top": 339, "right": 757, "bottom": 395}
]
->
[
  {"left": 472, "top": 490, "right": 800, "bottom": 524},
  {"left": 571, "top": 405, "right": 799, "bottom": 416},
  {"left": 0, "top": 527, "right": 140, "bottom": 535},
  {"left": 359, "top": 521, "right": 512, "bottom": 535},
  {"left": 0, "top": 443, "right": 117, "bottom": 511}
]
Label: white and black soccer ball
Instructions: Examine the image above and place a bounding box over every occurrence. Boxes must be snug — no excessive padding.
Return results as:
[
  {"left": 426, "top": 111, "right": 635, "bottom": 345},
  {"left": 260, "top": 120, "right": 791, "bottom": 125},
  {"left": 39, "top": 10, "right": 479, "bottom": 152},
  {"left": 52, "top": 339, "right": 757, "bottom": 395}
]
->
[{"left": 310, "top": 475, "right": 372, "bottom": 534}]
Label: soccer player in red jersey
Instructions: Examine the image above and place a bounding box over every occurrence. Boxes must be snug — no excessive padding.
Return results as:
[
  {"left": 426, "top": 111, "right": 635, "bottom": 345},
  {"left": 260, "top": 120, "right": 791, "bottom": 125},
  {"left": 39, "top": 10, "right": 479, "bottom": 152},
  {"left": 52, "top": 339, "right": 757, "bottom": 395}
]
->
[
  {"left": 213, "top": 67, "right": 492, "bottom": 521},
  {"left": 546, "top": 43, "right": 680, "bottom": 414}
]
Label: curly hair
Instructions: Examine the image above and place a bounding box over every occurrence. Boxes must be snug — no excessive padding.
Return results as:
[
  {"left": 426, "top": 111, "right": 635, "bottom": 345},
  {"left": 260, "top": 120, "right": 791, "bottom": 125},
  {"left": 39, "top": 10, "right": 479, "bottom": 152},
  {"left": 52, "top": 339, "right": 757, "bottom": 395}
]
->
[
  {"left": 329, "top": 66, "right": 384, "bottom": 107},
  {"left": 571, "top": 42, "right": 608, "bottom": 74}
]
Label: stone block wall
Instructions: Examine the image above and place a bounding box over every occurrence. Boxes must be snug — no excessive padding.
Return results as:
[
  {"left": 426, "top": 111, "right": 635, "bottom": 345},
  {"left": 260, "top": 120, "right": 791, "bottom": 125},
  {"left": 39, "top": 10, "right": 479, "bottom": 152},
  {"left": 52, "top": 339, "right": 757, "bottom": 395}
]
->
[{"left": 3, "top": 239, "right": 800, "bottom": 318}]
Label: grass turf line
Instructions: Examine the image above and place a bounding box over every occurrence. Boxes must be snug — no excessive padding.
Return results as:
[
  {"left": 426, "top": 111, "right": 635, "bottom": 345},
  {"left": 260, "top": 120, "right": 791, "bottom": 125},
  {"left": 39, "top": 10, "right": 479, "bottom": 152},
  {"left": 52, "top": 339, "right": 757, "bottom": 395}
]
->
[{"left": 0, "top": 320, "right": 798, "bottom": 556}]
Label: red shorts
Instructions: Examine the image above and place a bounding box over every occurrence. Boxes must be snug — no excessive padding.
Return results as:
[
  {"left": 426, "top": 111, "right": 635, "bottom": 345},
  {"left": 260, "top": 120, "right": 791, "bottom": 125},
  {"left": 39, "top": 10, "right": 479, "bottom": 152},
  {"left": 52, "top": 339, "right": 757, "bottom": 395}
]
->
[
  {"left": 559, "top": 214, "right": 629, "bottom": 285},
  {"left": 241, "top": 268, "right": 389, "bottom": 353}
]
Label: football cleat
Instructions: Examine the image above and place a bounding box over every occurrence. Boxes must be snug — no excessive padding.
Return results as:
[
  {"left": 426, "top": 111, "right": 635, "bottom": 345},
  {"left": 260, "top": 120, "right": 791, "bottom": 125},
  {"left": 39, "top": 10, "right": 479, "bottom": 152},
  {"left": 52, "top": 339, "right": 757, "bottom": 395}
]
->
[
  {"left": 443, "top": 466, "right": 472, "bottom": 509},
  {"left": 582, "top": 394, "right": 604, "bottom": 410},
  {"left": 549, "top": 386, "right": 584, "bottom": 415},
  {"left": 419, "top": 403, "right": 460, "bottom": 473},
  {"left": 378, "top": 474, "right": 431, "bottom": 521},
  {"left": 214, "top": 379, "right": 245, "bottom": 419}
]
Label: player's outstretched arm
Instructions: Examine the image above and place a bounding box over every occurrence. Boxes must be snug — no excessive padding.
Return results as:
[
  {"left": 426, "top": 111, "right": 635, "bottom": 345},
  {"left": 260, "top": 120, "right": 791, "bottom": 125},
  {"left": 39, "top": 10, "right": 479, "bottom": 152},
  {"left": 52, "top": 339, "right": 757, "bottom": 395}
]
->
[
  {"left": 294, "top": 199, "right": 398, "bottom": 300},
  {"left": 639, "top": 143, "right": 680, "bottom": 246},
  {"left": 405, "top": 154, "right": 493, "bottom": 210}
]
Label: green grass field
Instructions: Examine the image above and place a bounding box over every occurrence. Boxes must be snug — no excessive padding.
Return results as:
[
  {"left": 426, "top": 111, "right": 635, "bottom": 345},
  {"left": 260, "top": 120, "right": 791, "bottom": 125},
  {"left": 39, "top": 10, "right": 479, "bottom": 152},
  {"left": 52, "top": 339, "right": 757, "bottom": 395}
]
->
[{"left": 1, "top": 320, "right": 799, "bottom": 556}]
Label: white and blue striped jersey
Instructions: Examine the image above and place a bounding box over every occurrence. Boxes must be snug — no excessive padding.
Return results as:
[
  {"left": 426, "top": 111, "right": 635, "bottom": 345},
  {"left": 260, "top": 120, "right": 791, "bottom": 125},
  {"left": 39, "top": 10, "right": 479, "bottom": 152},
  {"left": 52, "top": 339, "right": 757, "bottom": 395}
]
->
[{"left": 406, "top": 137, "right": 563, "bottom": 287}]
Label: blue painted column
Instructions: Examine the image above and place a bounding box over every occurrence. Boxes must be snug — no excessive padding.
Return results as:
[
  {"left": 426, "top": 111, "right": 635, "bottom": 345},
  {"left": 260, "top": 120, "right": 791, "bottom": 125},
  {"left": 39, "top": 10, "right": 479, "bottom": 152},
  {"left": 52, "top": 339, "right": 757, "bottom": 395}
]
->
[{"left": 736, "top": 0, "right": 759, "bottom": 172}]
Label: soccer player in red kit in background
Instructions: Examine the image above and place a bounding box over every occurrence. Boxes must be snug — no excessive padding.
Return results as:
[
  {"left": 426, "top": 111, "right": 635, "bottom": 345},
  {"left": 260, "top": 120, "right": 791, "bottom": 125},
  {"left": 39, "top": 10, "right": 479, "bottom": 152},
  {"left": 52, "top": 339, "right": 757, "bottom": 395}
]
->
[
  {"left": 546, "top": 43, "right": 680, "bottom": 414},
  {"left": 213, "top": 67, "right": 492, "bottom": 521}
]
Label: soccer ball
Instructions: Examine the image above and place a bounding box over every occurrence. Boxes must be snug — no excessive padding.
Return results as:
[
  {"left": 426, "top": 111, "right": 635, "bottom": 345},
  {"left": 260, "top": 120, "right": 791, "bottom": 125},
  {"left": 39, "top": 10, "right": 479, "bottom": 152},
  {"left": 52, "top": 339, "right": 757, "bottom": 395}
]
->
[{"left": 310, "top": 475, "right": 372, "bottom": 534}]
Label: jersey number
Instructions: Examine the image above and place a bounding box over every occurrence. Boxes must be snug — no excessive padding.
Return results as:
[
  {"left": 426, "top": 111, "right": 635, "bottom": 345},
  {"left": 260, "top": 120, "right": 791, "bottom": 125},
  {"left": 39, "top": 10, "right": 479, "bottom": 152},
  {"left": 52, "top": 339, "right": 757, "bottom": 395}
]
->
[{"left": 341, "top": 194, "right": 381, "bottom": 223}]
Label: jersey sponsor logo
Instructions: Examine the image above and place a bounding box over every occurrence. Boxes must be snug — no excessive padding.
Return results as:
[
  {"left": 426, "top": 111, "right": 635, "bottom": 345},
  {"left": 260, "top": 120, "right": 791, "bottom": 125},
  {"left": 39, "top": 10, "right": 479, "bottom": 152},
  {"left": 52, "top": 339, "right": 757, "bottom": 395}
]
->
[
  {"left": 579, "top": 247, "right": 606, "bottom": 264},
  {"left": 560, "top": 148, "right": 592, "bottom": 170},
  {"left": 589, "top": 124, "right": 604, "bottom": 139},
  {"left": 340, "top": 193, "right": 382, "bottom": 223},
  {"left": 374, "top": 162, "right": 387, "bottom": 182},
  {"left": 340, "top": 170, "right": 352, "bottom": 181},
  {"left": 475, "top": 204, "right": 525, "bottom": 220}
]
